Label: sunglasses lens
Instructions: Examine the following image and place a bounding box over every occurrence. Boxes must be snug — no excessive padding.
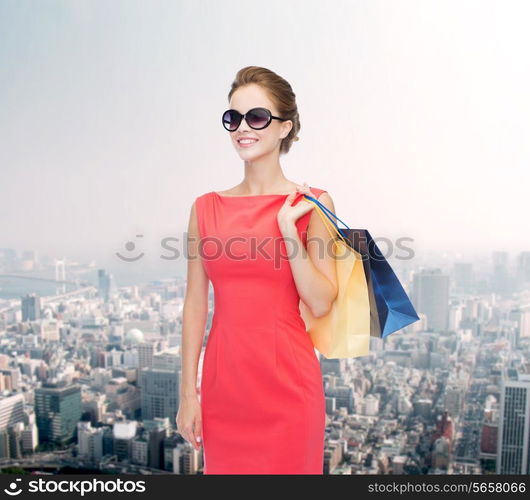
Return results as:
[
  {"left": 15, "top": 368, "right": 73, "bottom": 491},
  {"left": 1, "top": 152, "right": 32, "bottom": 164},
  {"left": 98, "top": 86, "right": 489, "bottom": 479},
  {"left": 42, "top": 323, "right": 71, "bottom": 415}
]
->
[
  {"left": 246, "top": 108, "right": 270, "bottom": 129},
  {"left": 222, "top": 110, "right": 241, "bottom": 131}
]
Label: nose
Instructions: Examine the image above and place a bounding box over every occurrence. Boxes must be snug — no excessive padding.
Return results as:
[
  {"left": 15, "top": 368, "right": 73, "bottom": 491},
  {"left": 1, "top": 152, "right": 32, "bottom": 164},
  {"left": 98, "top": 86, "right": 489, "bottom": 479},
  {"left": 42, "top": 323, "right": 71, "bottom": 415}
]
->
[{"left": 236, "top": 115, "right": 251, "bottom": 133}]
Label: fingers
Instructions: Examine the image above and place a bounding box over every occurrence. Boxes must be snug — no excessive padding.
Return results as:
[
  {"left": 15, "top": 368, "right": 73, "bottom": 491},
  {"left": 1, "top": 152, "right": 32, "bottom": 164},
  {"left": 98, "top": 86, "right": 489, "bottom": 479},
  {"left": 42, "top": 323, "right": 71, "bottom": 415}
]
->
[
  {"left": 192, "top": 420, "right": 202, "bottom": 450},
  {"left": 283, "top": 182, "right": 314, "bottom": 208},
  {"left": 296, "top": 182, "right": 315, "bottom": 198},
  {"left": 182, "top": 429, "right": 200, "bottom": 450},
  {"left": 177, "top": 422, "right": 202, "bottom": 450},
  {"left": 284, "top": 190, "right": 298, "bottom": 205}
]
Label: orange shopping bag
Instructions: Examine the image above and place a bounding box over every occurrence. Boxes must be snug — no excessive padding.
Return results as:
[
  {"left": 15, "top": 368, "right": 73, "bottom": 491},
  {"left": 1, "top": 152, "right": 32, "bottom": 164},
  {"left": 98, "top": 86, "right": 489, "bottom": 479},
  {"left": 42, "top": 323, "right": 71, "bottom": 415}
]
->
[{"left": 299, "top": 197, "right": 370, "bottom": 359}]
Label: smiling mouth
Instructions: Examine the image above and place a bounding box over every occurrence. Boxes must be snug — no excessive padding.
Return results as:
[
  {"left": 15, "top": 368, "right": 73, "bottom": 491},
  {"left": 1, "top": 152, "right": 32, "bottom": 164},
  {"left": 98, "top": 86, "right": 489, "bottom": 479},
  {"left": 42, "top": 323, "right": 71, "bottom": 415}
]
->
[{"left": 237, "top": 138, "right": 259, "bottom": 147}]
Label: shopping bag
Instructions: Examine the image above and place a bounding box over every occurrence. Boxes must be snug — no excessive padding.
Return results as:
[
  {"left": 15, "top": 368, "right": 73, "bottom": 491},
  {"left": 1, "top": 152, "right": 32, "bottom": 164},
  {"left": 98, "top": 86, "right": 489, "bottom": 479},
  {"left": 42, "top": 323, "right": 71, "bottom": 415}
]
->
[
  {"left": 303, "top": 194, "right": 420, "bottom": 338},
  {"left": 298, "top": 197, "right": 370, "bottom": 359}
]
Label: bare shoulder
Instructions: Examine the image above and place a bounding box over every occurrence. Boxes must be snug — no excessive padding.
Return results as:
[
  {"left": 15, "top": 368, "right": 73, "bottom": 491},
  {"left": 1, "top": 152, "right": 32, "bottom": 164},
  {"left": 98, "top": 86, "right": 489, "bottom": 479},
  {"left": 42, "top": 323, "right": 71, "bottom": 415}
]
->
[
  {"left": 316, "top": 190, "right": 334, "bottom": 204},
  {"left": 189, "top": 192, "right": 207, "bottom": 226},
  {"left": 312, "top": 189, "right": 336, "bottom": 214},
  {"left": 215, "top": 187, "right": 235, "bottom": 196},
  {"left": 308, "top": 190, "right": 336, "bottom": 230}
]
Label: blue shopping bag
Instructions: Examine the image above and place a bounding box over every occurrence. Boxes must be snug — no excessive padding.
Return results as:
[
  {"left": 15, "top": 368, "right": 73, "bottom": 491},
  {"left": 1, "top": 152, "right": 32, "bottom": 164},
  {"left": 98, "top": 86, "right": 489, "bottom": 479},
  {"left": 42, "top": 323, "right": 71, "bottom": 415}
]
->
[{"left": 303, "top": 194, "right": 420, "bottom": 338}]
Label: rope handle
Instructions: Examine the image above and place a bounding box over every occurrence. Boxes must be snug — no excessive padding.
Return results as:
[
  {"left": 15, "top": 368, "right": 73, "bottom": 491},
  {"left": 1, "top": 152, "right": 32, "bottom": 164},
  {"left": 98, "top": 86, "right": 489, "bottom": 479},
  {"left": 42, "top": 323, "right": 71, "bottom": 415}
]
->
[
  {"left": 305, "top": 198, "right": 338, "bottom": 241},
  {"left": 304, "top": 194, "right": 351, "bottom": 229},
  {"left": 303, "top": 194, "right": 350, "bottom": 240},
  {"left": 304, "top": 197, "right": 349, "bottom": 247}
]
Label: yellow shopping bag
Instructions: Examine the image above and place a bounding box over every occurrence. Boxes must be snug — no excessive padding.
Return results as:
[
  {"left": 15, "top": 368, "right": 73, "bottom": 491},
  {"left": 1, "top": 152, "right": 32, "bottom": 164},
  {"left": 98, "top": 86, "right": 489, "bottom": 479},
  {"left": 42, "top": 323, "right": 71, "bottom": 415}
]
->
[{"left": 299, "top": 198, "right": 370, "bottom": 359}]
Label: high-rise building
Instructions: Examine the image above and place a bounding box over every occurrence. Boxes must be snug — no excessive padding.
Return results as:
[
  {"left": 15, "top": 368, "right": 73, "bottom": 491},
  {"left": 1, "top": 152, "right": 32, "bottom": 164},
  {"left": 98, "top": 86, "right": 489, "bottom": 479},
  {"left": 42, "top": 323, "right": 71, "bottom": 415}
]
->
[
  {"left": 97, "top": 269, "right": 117, "bottom": 303},
  {"left": 21, "top": 293, "right": 41, "bottom": 321},
  {"left": 497, "top": 370, "right": 530, "bottom": 474},
  {"left": 516, "top": 251, "right": 530, "bottom": 289},
  {"left": 0, "top": 393, "right": 25, "bottom": 431},
  {"left": 143, "top": 418, "right": 169, "bottom": 470},
  {"left": 132, "top": 435, "right": 149, "bottom": 466},
  {"left": 34, "top": 382, "right": 82, "bottom": 444},
  {"left": 153, "top": 349, "right": 181, "bottom": 371},
  {"left": 0, "top": 430, "right": 8, "bottom": 458},
  {"left": 163, "top": 434, "right": 180, "bottom": 472},
  {"left": 140, "top": 368, "right": 179, "bottom": 425},
  {"left": 138, "top": 342, "right": 156, "bottom": 371},
  {"left": 77, "top": 421, "right": 104, "bottom": 462},
  {"left": 492, "top": 251, "right": 513, "bottom": 295},
  {"left": 518, "top": 306, "right": 530, "bottom": 339},
  {"left": 326, "top": 377, "right": 354, "bottom": 413},
  {"left": 412, "top": 268, "right": 449, "bottom": 331},
  {"left": 113, "top": 420, "right": 137, "bottom": 461},
  {"left": 21, "top": 412, "right": 39, "bottom": 454},
  {"left": 7, "top": 423, "right": 24, "bottom": 459}
]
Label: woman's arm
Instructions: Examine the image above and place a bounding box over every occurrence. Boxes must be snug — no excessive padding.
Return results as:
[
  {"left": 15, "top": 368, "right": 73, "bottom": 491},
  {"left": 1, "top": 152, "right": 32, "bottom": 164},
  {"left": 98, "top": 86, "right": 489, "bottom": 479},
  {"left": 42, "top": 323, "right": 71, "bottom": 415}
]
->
[
  {"left": 180, "top": 200, "right": 210, "bottom": 398},
  {"left": 279, "top": 191, "right": 339, "bottom": 318}
]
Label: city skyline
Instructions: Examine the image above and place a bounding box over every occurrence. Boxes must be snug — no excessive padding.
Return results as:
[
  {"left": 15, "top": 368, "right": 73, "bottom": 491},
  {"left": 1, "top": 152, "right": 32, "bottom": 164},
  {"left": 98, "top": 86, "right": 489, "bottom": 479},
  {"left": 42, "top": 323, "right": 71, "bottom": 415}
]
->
[{"left": 0, "top": 248, "right": 528, "bottom": 474}]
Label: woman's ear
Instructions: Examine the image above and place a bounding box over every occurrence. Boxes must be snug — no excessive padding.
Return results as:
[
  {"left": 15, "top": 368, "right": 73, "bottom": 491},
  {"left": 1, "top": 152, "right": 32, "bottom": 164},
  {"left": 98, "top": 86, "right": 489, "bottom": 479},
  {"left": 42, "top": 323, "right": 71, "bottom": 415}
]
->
[{"left": 281, "top": 120, "right": 293, "bottom": 139}]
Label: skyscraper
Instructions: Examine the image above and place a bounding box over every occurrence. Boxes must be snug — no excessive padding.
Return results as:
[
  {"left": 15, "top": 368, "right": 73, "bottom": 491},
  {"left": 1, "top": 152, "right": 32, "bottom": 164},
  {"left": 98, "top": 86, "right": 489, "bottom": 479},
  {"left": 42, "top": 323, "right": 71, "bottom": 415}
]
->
[
  {"left": 412, "top": 268, "right": 449, "bottom": 331},
  {"left": 21, "top": 293, "right": 41, "bottom": 322},
  {"left": 97, "top": 269, "right": 117, "bottom": 303},
  {"left": 0, "top": 393, "right": 25, "bottom": 431},
  {"left": 516, "top": 251, "right": 530, "bottom": 290},
  {"left": 492, "top": 251, "right": 512, "bottom": 296},
  {"left": 139, "top": 368, "right": 179, "bottom": 425},
  {"left": 35, "top": 382, "right": 82, "bottom": 444},
  {"left": 497, "top": 370, "right": 530, "bottom": 474}
]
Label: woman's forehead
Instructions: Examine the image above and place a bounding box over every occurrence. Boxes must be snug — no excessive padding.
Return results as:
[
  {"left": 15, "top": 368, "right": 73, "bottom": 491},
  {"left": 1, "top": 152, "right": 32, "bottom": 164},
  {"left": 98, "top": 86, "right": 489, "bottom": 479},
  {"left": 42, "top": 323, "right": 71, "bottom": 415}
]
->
[{"left": 230, "top": 85, "right": 276, "bottom": 111}]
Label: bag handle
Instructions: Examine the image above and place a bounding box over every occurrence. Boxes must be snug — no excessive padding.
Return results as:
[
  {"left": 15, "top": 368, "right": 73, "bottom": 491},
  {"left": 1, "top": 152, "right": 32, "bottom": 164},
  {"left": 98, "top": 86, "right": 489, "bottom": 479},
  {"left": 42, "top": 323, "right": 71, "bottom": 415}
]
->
[
  {"left": 303, "top": 194, "right": 351, "bottom": 239},
  {"left": 304, "top": 194, "right": 351, "bottom": 229},
  {"left": 304, "top": 197, "right": 349, "bottom": 247}
]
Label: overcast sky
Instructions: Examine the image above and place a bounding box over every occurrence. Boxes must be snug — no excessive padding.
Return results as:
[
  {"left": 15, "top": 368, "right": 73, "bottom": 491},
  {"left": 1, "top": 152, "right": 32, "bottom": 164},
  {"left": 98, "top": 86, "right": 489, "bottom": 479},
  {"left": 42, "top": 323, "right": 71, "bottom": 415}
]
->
[{"left": 1, "top": 0, "right": 528, "bottom": 278}]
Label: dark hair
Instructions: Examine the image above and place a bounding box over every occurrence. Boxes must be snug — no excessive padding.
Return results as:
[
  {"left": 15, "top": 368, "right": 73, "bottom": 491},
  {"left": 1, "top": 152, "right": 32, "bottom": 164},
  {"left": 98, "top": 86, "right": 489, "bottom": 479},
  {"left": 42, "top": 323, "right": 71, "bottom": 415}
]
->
[{"left": 228, "top": 66, "right": 300, "bottom": 155}]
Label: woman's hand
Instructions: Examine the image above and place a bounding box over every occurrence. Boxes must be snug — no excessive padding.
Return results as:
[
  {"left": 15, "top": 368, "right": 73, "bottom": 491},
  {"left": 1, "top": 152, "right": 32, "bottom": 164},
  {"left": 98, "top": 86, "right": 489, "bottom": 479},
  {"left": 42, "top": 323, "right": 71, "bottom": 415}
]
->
[
  {"left": 176, "top": 393, "right": 202, "bottom": 451},
  {"left": 277, "top": 182, "right": 317, "bottom": 233}
]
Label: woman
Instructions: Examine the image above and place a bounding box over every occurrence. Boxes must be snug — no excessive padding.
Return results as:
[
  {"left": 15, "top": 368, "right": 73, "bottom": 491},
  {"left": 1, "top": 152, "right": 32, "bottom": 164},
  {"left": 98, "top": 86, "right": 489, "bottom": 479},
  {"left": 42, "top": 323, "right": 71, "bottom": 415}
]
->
[{"left": 176, "top": 66, "right": 338, "bottom": 474}]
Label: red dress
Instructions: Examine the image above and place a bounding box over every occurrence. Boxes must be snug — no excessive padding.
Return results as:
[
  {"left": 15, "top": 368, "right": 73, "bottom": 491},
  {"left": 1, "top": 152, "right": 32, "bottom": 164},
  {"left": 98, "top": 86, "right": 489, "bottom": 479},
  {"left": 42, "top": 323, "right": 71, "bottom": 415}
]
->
[{"left": 194, "top": 187, "right": 327, "bottom": 474}]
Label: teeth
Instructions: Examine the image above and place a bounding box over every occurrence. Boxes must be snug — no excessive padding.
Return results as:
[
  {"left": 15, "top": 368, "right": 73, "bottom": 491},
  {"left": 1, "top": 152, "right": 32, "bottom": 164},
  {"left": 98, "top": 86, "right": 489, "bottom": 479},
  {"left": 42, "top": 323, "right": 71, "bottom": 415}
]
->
[{"left": 239, "top": 139, "right": 258, "bottom": 144}]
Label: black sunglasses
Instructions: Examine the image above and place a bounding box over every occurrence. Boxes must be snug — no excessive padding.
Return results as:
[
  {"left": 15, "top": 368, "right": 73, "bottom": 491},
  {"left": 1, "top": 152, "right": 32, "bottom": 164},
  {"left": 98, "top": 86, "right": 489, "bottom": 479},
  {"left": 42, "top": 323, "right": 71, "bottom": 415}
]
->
[{"left": 222, "top": 107, "right": 289, "bottom": 131}]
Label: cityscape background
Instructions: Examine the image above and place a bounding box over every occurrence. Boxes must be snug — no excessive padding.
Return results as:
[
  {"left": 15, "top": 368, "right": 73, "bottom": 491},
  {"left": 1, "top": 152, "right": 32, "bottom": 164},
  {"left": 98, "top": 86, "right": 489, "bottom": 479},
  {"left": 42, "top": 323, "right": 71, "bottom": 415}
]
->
[
  {"left": 0, "top": 247, "right": 529, "bottom": 474},
  {"left": 1, "top": 0, "right": 529, "bottom": 475}
]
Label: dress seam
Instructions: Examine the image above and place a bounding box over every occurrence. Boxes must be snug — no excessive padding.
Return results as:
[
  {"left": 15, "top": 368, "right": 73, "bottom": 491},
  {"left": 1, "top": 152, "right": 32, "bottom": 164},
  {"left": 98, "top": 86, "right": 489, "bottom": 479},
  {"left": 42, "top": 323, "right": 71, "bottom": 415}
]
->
[{"left": 284, "top": 327, "right": 310, "bottom": 472}]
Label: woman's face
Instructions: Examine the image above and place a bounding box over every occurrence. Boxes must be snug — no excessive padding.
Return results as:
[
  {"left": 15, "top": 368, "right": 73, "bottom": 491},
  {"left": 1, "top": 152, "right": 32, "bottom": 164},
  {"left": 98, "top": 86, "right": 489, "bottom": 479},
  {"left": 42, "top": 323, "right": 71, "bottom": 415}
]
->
[{"left": 228, "top": 83, "right": 292, "bottom": 160}]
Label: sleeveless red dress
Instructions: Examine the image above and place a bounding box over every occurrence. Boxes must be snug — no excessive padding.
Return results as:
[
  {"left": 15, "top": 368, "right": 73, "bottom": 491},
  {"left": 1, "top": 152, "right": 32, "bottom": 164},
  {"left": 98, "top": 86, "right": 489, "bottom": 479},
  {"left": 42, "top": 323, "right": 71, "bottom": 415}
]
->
[{"left": 194, "top": 187, "right": 327, "bottom": 474}]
